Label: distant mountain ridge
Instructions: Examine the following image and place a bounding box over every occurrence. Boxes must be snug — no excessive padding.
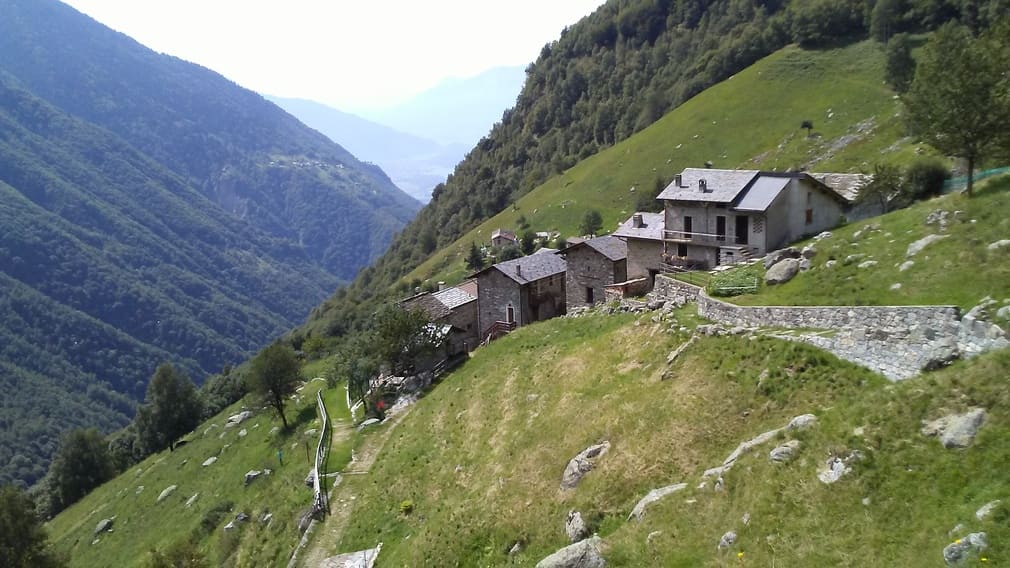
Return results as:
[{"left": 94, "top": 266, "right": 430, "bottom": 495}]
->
[
  {"left": 268, "top": 96, "right": 468, "bottom": 202},
  {"left": 0, "top": 0, "right": 419, "bottom": 487}
]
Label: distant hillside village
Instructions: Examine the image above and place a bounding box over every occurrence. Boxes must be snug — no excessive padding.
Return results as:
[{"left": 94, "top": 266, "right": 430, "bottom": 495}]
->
[{"left": 400, "top": 167, "right": 871, "bottom": 355}]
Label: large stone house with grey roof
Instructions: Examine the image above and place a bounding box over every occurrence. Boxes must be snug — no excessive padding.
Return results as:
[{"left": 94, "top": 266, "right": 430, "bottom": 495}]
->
[
  {"left": 559, "top": 235, "right": 627, "bottom": 309},
  {"left": 473, "top": 251, "right": 566, "bottom": 342},
  {"left": 657, "top": 168, "right": 850, "bottom": 269}
]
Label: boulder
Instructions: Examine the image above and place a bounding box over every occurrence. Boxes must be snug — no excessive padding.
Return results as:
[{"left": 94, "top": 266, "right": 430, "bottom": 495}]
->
[
  {"left": 718, "top": 531, "right": 737, "bottom": 549},
  {"left": 921, "top": 408, "right": 987, "bottom": 448},
  {"left": 769, "top": 440, "right": 801, "bottom": 463},
  {"left": 185, "top": 493, "right": 200, "bottom": 508},
  {"left": 906, "top": 234, "right": 948, "bottom": 257},
  {"left": 561, "top": 442, "right": 611, "bottom": 490},
  {"left": 238, "top": 428, "right": 247, "bottom": 438},
  {"left": 801, "top": 245, "right": 817, "bottom": 259},
  {"left": 260, "top": 512, "right": 274, "bottom": 525},
  {"left": 357, "top": 418, "right": 381, "bottom": 432},
  {"left": 227, "top": 410, "right": 252, "bottom": 425},
  {"left": 899, "top": 260, "right": 915, "bottom": 272},
  {"left": 976, "top": 500, "right": 1002, "bottom": 521},
  {"left": 857, "top": 260, "right": 878, "bottom": 269},
  {"left": 235, "top": 512, "right": 250, "bottom": 523},
  {"left": 157, "top": 485, "right": 177, "bottom": 503},
  {"left": 628, "top": 483, "right": 687, "bottom": 521},
  {"left": 787, "top": 414, "right": 818, "bottom": 430},
  {"left": 764, "top": 248, "right": 799, "bottom": 269},
  {"left": 817, "top": 451, "right": 863, "bottom": 484},
  {"left": 535, "top": 535, "right": 606, "bottom": 568},
  {"left": 320, "top": 547, "right": 383, "bottom": 568},
  {"left": 843, "top": 254, "right": 865, "bottom": 265},
  {"left": 244, "top": 470, "right": 262, "bottom": 486},
  {"left": 202, "top": 456, "right": 217, "bottom": 467},
  {"left": 987, "top": 239, "right": 1010, "bottom": 251},
  {"left": 765, "top": 258, "right": 800, "bottom": 285},
  {"left": 943, "top": 532, "right": 988, "bottom": 565},
  {"left": 799, "top": 258, "right": 812, "bottom": 271},
  {"left": 997, "top": 306, "right": 1010, "bottom": 320},
  {"left": 566, "top": 511, "right": 590, "bottom": 543},
  {"left": 94, "top": 517, "right": 115, "bottom": 535}
]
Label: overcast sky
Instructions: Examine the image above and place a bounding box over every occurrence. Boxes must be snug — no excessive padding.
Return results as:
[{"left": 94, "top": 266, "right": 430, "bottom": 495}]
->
[{"left": 62, "top": 0, "right": 604, "bottom": 111}]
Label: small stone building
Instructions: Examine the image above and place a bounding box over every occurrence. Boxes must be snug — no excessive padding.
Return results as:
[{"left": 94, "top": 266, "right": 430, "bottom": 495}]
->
[
  {"left": 559, "top": 235, "right": 628, "bottom": 309},
  {"left": 491, "top": 228, "right": 518, "bottom": 248},
  {"left": 613, "top": 212, "right": 664, "bottom": 292},
  {"left": 473, "top": 251, "right": 566, "bottom": 342},
  {"left": 399, "top": 281, "right": 479, "bottom": 356}
]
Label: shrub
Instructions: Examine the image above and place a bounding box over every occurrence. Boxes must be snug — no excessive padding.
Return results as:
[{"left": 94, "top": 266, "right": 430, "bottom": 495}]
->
[
  {"left": 399, "top": 500, "right": 415, "bottom": 515},
  {"left": 903, "top": 159, "right": 949, "bottom": 201}
]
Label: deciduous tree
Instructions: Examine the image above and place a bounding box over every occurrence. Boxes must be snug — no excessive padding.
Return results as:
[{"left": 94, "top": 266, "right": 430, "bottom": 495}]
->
[
  {"left": 247, "top": 344, "right": 301, "bottom": 429},
  {"left": 135, "top": 363, "right": 202, "bottom": 454},
  {"left": 579, "top": 209, "right": 604, "bottom": 237},
  {"left": 903, "top": 22, "right": 1010, "bottom": 196},
  {"left": 0, "top": 485, "right": 62, "bottom": 567},
  {"left": 48, "top": 428, "right": 115, "bottom": 512}
]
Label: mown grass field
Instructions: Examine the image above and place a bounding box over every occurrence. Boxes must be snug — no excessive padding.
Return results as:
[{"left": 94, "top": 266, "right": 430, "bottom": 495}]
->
[
  {"left": 333, "top": 311, "right": 1010, "bottom": 566},
  {"left": 45, "top": 368, "right": 358, "bottom": 568},
  {"left": 718, "top": 175, "right": 1010, "bottom": 313},
  {"left": 405, "top": 40, "right": 929, "bottom": 287}
]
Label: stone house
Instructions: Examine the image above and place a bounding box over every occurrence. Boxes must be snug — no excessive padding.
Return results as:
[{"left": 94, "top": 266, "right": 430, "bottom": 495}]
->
[
  {"left": 473, "top": 251, "right": 567, "bottom": 342},
  {"left": 613, "top": 212, "right": 664, "bottom": 292},
  {"left": 399, "top": 281, "right": 479, "bottom": 357},
  {"left": 559, "top": 235, "right": 628, "bottom": 309},
  {"left": 657, "top": 168, "right": 849, "bottom": 269},
  {"left": 491, "top": 228, "right": 518, "bottom": 248}
]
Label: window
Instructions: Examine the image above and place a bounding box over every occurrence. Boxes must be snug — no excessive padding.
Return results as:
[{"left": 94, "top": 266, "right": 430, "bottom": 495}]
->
[
  {"left": 683, "top": 216, "right": 693, "bottom": 238},
  {"left": 585, "top": 287, "right": 594, "bottom": 303},
  {"left": 677, "top": 243, "right": 688, "bottom": 257},
  {"left": 716, "top": 216, "right": 726, "bottom": 242},
  {"left": 805, "top": 208, "right": 814, "bottom": 224},
  {"left": 735, "top": 215, "right": 749, "bottom": 245}
]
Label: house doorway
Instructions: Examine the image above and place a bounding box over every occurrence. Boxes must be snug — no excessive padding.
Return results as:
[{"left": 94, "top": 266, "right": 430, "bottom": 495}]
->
[
  {"left": 716, "top": 216, "right": 726, "bottom": 242},
  {"left": 585, "top": 286, "right": 594, "bottom": 304},
  {"left": 506, "top": 304, "right": 515, "bottom": 324},
  {"left": 735, "top": 216, "right": 749, "bottom": 245}
]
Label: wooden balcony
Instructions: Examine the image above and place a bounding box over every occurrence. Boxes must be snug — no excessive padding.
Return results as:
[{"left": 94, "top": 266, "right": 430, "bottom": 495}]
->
[{"left": 664, "top": 230, "right": 749, "bottom": 246}]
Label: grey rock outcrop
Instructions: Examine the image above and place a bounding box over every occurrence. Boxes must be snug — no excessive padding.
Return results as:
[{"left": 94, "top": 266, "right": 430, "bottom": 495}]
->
[
  {"left": 244, "top": 470, "right": 262, "bottom": 486},
  {"left": 535, "top": 536, "right": 606, "bottom": 568},
  {"left": 202, "top": 456, "right": 217, "bottom": 467},
  {"left": 857, "top": 259, "right": 878, "bottom": 269},
  {"left": 94, "top": 517, "right": 115, "bottom": 535},
  {"left": 921, "top": 408, "right": 987, "bottom": 448},
  {"left": 628, "top": 483, "right": 687, "bottom": 521},
  {"left": 769, "top": 440, "right": 801, "bottom": 463},
  {"left": 157, "top": 485, "right": 177, "bottom": 503},
  {"left": 703, "top": 414, "right": 816, "bottom": 479},
  {"left": 718, "top": 531, "right": 737, "bottom": 549},
  {"left": 987, "top": 239, "right": 1010, "bottom": 251},
  {"left": 226, "top": 410, "right": 252, "bottom": 426},
  {"left": 185, "top": 493, "right": 200, "bottom": 508},
  {"left": 561, "top": 442, "right": 611, "bottom": 490},
  {"left": 566, "top": 511, "right": 590, "bottom": 542},
  {"left": 764, "top": 247, "right": 799, "bottom": 269},
  {"left": 906, "top": 234, "right": 948, "bottom": 257},
  {"left": 976, "top": 500, "right": 1001, "bottom": 521},
  {"left": 899, "top": 260, "right": 915, "bottom": 272},
  {"left": 817, "top": 451, "right": 863, "bottom": 484},
  {"left": 765, "top": 258, "right": 800, "bottom": 285},
  {"left": 943, "top": 532, "right": 987, "bottom": 565},
  {"left": 357, "top": 418, "right": 381, "bottom": 432},
  {"left": 320, "top": 546, "right": 383, "bottom": 568}
]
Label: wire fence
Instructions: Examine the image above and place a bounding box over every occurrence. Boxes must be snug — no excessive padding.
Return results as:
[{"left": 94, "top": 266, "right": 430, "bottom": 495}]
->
[
  {"left": 311, "top": 390, "right": 330, "bottom": 518},
  {"left": 942, "top": 167, "right": 1010, "bottom": 193}
]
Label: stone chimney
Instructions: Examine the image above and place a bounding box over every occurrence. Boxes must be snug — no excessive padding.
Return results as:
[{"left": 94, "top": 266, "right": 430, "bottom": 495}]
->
[
  {"left": 699, "top": 179, "right": 708, "bottom": 192},
  {"left": 632, "top": 213, "right": 644, "bottom": 228},
  {"left": 674, "top": 174, "right": 683, "bottom": 187},
  {"left": 515, "top": 264, "right": 522, "bottom": 278},
  {"left": 437, "top": 281, "right": 446, "bottom": 291}
]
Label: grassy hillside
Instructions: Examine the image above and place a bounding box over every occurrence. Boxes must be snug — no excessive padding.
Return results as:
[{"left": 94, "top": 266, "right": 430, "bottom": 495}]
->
[
  {"left": 714, "top": 175, "right": 1010, "bottom": 312},
  {"left": 327, "top": 311, "right": 1009, "bottom": 566},
  {"left": 45, "top": 367, "right": 360, "bottom": 568},
  {"left": 397, "top": 40, "right": 927, "bottom": 290}
]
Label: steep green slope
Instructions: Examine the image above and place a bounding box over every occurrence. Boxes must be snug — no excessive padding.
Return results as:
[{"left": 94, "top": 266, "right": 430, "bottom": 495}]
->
[
  {"left": 330, "top": 313, "right": 1009, "bottom": 566},
  {"left": 0, "top": 0, "right": 420, "bottom": 279}
]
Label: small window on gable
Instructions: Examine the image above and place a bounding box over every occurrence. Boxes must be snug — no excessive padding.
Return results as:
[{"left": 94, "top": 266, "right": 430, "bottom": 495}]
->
[{"left": 805, "top": 208, "right": 814, "bottom": 224}]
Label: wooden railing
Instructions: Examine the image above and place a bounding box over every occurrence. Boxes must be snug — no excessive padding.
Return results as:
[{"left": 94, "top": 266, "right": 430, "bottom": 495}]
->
[{"left": 481, "top": 321, "right": 517, "bottom": 346}]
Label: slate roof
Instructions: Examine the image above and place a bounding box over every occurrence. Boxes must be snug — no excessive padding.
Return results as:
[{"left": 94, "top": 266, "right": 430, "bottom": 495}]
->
[
  {"left": 656, "top": 168, "right": 759, "bottom": 203},
  {"left": 562, "top": 235, "right": 627, "bottom": 261},
  {"left": 613, "top": 212, "right": 664, "bottom": 241},
  {"left": 733, "top": 176, "right": 791, "bottom": 211},
  {"left": 477, "top": 252, "right": 567, "bottom": 285},
  {"left": 399, "top": 292, "right": 451, "bottom": 320},
  {"left": 433, "top": 285, "right": 476, "bottom": 310},
  {"left": 809, "top": 172, "right": 870, "bottom": 202}
]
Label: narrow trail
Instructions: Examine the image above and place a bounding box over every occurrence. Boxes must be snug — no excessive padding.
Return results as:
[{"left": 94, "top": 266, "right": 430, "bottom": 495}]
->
[{"left": 298, "top": 408, "right": 412, "bottom": 568}]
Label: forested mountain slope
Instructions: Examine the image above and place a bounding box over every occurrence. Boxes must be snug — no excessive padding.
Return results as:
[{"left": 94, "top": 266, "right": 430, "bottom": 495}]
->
[
  {"left": 0, "top": 0, "right": 418, "bottom": 487},
  {"left": 0, "top": 0, "right": 420, "bottom": 278}
]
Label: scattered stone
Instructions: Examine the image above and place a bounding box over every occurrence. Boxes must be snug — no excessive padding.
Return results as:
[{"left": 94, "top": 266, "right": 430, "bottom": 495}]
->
[
  {"left": 857, "top": 260, "right": 878, "bottom": 269},
  {"left": 304, "top": 428, "right": 319, "bottom": 437},
  {"left": 321, "top": 546, "right": 383, "bottom": 567},
  {"left": 244, "top": 470, "right": 262, "bottom": 486},
  {"left": 926, "top": 210, "right": 955, "bottom": 231},
  {"left": 297, "top": 508, "right": 315, "bottom": 534},
  {"left": 647, "top": 531, "right": 662, "bottom": 545},
  {"left": 714, "top": 476, "right": 725, "bottom": 492},
  {"left": 769, "top": 440, "right": 801, "bottom": 463},
  {"left": 94, "top": 517, "right": 115, "bottom": 535},
  {"left": 628, "top": 483, "right": 687, "bottom": 521},
  {"left": 741, "top": 512, "right": 751, "bottom": 525},
  {"left": 890, "top": 283, "right": 902, "bottom": 291},
  {"left": 269, "top": 426, "right": 280, "bottom": 435},
  {"left": 238, "top": 428, "right": 247, "bottom": 438},
  {"left": 561, "top": 442, "right": 611, "bottom": 490},
  {"left": 765, "top": 258, "right": 800, "bottom": 285},
  {"left": 204, "top": 424, "right": 219, "bottom": 436},
  {"left": 949, "top": 524, "right": 966, "bottom": 537},
  {"left": 535, "top": 535, "right": 606, "bottom": 568},
  {"left": 718, "top": 531, "right": 737, "bottom": 549},
  {"left": 185, "top": 493, "right": 199, "bottom": 508},
  {"left": 799, "top": 258, "right": 812, "bottom": 271},
  {"left": 261, "top": 512, "right": 273, "bottom": 525},
  {"left": 527, "top": 394, "right": 540, "bottom": 402},
  {"left": 763, "top": 247, "right": 799, "bottom": 269},
  {"left": 843, "top": 253, "right": 866, "bottom": 265},
  {"left": 566, "top": 511, "right": 590, "bottom": 543},
  {"left": 943, "top": 532, "right": 988, "bottom": 565},
  {"left": 814, "top": 231, "right": 832, "bottom": 241},
  {"left": 921, "top": 408, "right": 987, "bottom": 448},
  {"left": 202, "top": 456, "right": 217, "bottom": 467},
  {"left": 906, "top": 234, "right": 948, "bottom": 257},
  {"left": 646, "top": 299, "right": 666, "bottom": 311},
  {"left": 986, "top": 239, "right": 1010, "bottom": 251},
  {"left": 157, "top": 485, "right": 177, "bottom": 503},
  {"left": 976, "top": 500, "right": 1001, "bottom": 521},
  {"left": 223, "top": 521, "right": 236, "bottom": 531},
  {"left": 508, "top": 541, "right": 524, "bottom": 556},
  {"left": 788, "top": 414, "right": 818, "bottom": 430},
  {"left": 91, "top": 538, "right": 101, "bottom": 546},
  {"left": 997, "top": 306, "right": 1010, "bottom": 320},
  {"left": 853, "top": 223, "right": 879, "bottom": 241},
  {"left": 135, "top": 485, "right": 144, "bottom": 495},
  {"left": 305, "top": 469, "right": 316, "bottom": 487},
  {"left": 862, "top": 497, "right": 872, "bottom": 506},
  {"left": 899, "top": 260, "right": 915, "bottom": 272},
  {"left": 235, "top": 512, "right": 250, "bottom": 523},
  {"left": 824, "top": 259, "right": 837, "bottom": 268},
  {"left": 227, "top": 410, "right": 252, "bottom": 426},
  {"left": 817, "top": 451, "right": 863, "bottom": 484},
  {"left": 801, "top": 245, "right": 817, "bottom": 259},
  {"left": 665, "top": 336, "right": 698, "bottom": 367},
  {"left": 357, "top": 418, "right": 381, "bottom": 432}
]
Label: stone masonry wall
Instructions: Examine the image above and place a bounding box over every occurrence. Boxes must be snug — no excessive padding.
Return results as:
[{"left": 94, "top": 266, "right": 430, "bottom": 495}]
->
[{"left": 652, "top": 275, "right": 1008, "bottom": 380}]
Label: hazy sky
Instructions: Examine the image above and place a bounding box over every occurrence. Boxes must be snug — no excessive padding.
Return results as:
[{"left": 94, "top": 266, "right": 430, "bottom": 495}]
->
[{"left": 62, "top": 0, "right": 604, "bottom": 111}]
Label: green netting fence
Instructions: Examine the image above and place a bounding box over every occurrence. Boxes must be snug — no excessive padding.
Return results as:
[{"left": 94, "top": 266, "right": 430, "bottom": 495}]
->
[{"left": 942, "top": 167, "right": 1010, "bottom": 192}]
